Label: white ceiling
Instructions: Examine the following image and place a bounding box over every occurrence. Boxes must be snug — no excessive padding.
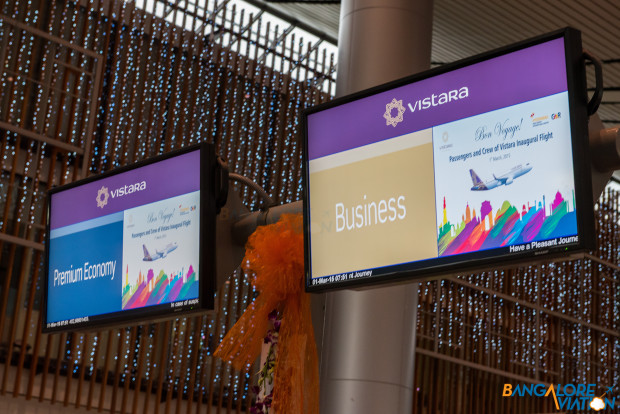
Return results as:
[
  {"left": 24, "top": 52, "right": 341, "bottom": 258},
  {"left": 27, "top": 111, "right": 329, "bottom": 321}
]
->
[{"left": 264, "top": 0, "right": 620, "bottom": 126}]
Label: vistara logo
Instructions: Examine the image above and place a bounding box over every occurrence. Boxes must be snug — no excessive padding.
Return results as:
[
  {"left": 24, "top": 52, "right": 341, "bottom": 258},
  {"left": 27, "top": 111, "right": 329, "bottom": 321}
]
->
[
  {"left": 383, "top": 98, "right": 406, "bottom": 127},
  {"left": 95, "top": 180, "right": 147, "bottom": 208},
  {"left": 96, "top": 186, "right": 110, "bottom": 208},
  {"left": 407, "top": 86, "right": 469, "bottom": 113}
]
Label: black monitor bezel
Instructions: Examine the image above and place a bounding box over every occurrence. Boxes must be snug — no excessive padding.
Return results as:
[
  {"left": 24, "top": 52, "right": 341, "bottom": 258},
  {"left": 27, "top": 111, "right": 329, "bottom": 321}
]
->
[
  {"left": 302, "top": 27, "right": 594, "bottom": 292},
  {"left": 43, "top": 143, "right": 217, "bottom": 333}
]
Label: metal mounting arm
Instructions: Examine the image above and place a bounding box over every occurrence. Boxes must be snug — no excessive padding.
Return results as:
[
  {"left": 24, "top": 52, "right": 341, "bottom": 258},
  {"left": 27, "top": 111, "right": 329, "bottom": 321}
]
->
[
  {"left": 589, "top": 114, "right": 620, "bottom": 200},
  {"left": 215, "top": 188, "right": 302, "bottom": 289}
]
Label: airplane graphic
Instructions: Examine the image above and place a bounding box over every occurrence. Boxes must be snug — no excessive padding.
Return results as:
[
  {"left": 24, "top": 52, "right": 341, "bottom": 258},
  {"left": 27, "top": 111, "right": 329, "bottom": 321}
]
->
[
  {"left": 142, "top": 242, "right": 178, "bottom": 261},
  {"left": 470, "top": 163, "right": 532, "bottom": 191}
]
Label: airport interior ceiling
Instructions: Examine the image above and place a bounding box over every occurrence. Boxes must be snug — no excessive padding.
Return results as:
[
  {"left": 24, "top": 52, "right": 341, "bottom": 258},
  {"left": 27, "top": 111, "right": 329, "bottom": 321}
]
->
[
  {"left": 264, "top": 0, "right": 620, "bottom": 127},
  {"left": 1, "top": 1, "right": 619, "bottom": 413}
]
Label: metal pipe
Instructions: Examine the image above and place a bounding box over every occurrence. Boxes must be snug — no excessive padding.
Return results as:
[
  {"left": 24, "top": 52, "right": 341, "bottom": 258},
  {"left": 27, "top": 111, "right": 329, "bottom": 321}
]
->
[{"left": 231, "top": 200, "right": 302, "bottom": 245}]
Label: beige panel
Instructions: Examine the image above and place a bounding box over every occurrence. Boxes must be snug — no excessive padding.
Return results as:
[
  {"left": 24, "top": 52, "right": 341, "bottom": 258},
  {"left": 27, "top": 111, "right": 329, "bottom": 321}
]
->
[{"left": 308, "top": 130, "right": 438, "bottom": 278}]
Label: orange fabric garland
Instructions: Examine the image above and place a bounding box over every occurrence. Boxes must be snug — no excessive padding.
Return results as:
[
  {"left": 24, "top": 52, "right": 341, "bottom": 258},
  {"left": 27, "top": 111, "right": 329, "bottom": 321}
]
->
[{"left": 214, "top": 214, "right": 319, "bottom": 414}]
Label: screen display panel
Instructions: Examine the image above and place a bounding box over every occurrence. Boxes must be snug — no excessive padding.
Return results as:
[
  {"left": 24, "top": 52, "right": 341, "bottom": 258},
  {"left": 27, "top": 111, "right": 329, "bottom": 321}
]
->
[
  {"left": 303, "top": 28, "right": 593, "bottom": 291},
  {"left": 44, "top": 144, "right": 216, "bottom": 332}
]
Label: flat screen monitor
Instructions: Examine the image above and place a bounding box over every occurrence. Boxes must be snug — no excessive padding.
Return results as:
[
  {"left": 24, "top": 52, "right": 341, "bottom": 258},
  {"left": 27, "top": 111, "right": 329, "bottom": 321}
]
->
[
  {"left": 44, "top": 143, "right": 216, "bottom": 332},
  {"left": 303, "top": 28, "right": 594, "bottom": 291}
]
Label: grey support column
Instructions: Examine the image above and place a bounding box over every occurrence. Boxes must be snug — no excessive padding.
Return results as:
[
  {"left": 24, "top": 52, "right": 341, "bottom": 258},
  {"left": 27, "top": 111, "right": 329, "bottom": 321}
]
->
[
  {"left": 336, "top": 0, "right": 433, "bottom": 96},
  {"left": 319, "top": 1, "right": 433, "bottom": 413}
]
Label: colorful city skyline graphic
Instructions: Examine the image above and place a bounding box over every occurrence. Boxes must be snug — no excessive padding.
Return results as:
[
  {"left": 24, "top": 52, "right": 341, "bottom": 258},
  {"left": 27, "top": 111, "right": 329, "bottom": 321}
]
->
[
  {"left": 122, "top": 264, "right": 198, "bottom": 310},
  {"left": 437, "top": 190, "right": 577, "bottom": 256}
]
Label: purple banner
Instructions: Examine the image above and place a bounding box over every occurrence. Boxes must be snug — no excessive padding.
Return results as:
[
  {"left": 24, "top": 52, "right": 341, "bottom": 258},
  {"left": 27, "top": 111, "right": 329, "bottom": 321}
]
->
[
  {"left": 50, "top": 149, "right": 201, "bottom": 229},
  {"left": 307, "top": 38, "right": 567, "bottom": 160}
]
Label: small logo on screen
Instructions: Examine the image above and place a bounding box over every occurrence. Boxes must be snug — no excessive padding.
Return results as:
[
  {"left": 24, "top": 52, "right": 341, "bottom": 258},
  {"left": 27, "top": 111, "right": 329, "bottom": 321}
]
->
[
  {"left": 96, "top": 186, "right": 110, "bottom": 208},
  {"left": 530, "top": 112, "right": 549, "bottom": 127},
  {"left": 439, "top": 131, "right": 453, "bottom": 150},
  {"left": 383, "top": 98, "right": 406, "bottom": 127}
]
